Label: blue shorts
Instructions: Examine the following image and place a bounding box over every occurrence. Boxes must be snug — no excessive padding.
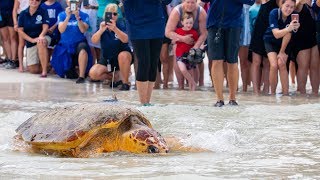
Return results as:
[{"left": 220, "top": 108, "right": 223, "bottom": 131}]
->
[{"left": 207, "top": 27, "right": 241, "bottom": 64}]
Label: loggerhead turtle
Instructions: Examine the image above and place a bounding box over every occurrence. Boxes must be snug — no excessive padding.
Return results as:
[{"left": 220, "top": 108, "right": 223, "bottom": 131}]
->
[{"left": 15, "top": 103, "right": 169, "bottom": 157}]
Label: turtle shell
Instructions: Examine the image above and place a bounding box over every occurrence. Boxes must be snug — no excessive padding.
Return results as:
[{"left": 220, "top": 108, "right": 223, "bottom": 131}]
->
[{"left": 16, "top": 103, "right": 152, "bottom": 149}]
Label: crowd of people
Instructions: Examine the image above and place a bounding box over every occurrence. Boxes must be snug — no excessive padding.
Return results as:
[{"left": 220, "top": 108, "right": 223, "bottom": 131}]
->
[{"left": 1, "top": 0, "right": 320, "bottom": 106}]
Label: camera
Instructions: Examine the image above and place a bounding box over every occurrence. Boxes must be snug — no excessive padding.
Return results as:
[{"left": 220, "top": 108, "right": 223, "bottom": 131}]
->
[
  {"left": 105, "top": 12, "right": 112, "bottom": 24},
  {"left": 70, "top": 0, "right": 78, "bottom": 11}
]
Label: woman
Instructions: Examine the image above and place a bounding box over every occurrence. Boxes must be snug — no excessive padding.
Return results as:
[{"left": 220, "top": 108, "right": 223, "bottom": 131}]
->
[
  {"left": 263, "top": 0, "right": 300, "bottom": 95},
  {"left": 0, "top": 0, "right": 18, "bottom": 69},
  {"left": 291, "top": 0, "right": 318, "bottom": 95},
  {"left": 165, "top": 0, "right": 207, "bottom": 89},
  {"left": 249, "top": 0, "right": 281, "bottom": 94},
  {"left": 18, "top": 0, "right": 50, "bottom": 77},
  {"left": 51, "top": 0, "right": 92, "bottom": 83},
  {"left": 123, "top": 0, "right": 171, "bottom": 106},
  {"left": 89, "top": 3, "right": 133, "bottom": 91}
]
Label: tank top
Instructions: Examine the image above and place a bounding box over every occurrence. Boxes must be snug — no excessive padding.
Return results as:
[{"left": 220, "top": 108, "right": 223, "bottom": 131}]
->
[{"left": 175, "top": 4, "right": 201, "bottom": 31}]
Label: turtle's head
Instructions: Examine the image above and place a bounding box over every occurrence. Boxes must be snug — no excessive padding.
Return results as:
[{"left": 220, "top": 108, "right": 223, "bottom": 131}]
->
[{"left": 118, "top": 116, "right": 169, "bottom": 154}]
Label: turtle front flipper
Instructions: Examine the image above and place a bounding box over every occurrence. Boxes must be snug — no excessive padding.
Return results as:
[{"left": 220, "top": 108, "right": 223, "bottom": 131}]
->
[
  {"left": 70, "top": 130, "right": 112, "bottom": 158},
  {"left": 70, "top": 138, "right": 105, "bottom": 158}
]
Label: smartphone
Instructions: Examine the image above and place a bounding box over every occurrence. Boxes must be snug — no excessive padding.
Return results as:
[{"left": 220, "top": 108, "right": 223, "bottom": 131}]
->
[
  {"left": 105, "top": 12, "right": 112, "bottom": 24},
  {"left": 291, "top": 14, "right": 299, "bottom": 22},
  {"left": 83, "top": 0, "right": 89, "bottom": 6},
  {"left": 70, "top": 2, "right": 77, "bottom": 11}
]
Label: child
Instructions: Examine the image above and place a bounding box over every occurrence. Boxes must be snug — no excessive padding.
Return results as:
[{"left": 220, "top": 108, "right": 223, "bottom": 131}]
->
[
  {"left": 41, "top": 0, "right": 64, "bottom": 56},
  {"left": 175, "top": 12, "right": 199, "bottom": 91}
]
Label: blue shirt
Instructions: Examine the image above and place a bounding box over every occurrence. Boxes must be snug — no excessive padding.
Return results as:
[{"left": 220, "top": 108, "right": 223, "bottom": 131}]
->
[
  {"left": 18, "top": 7, "right": 50, "bottom": 48},
  {"left": 100, "top": 22, "right": 131, "bottom": 61},
  {"left": 57, "top": 11, "right": 89, "bottom": 45},
  {"left": 41, "top": 2, "right": 64, "bottom": 28},
  {"left": 0, "top": 0, "right": 14, "bottom": 14},
  {"left": 263, "top": 8, "right": 291, "bottom": 46},
  {"left": 123, "top": 0, "right": 171, "bottom": 40},
  {"left": 201, "top": 0, "right": 254, "bottom": 28}
]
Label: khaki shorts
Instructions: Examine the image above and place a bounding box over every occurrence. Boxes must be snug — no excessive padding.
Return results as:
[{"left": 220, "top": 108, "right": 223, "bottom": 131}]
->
[{"left": 26, "top": 36, "right": 51, "bottom": 66}]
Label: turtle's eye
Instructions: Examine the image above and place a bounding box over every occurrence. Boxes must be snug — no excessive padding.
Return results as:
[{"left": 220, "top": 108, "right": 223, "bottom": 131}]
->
[{"left": 147, "top": 145, "right": 159, "bottom": 153}]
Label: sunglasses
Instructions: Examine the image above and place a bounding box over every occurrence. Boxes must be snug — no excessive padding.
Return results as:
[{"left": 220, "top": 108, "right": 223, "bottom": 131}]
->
[{"left": 107, "top": 12, "right": 118, "bottom": 16}]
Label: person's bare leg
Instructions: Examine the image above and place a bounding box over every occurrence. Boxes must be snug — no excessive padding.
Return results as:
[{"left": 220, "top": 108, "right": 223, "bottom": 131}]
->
[
  {"left": 78, "top": 49, "right": 88, "bottom": 78},
  {"left": 160, "top": 43, "right": 169, "bottom": 89},
  {"left": 208, "top": 59, "right": 213, "bottom": 87},
  {"left": 227, "top": 63, "right": 239, "bottom": 101},
  {"left": 310, "top": 46, "right": 319, "bottom": 96},
  {"left": 0, "top": 27, "right": 12, "bottom": 59},
  {"left": 8, "top": 27, "right": 18, "bottom": 61},
  {"left": 136, "top": 81, "right": 149, "bottom": 104},
  {"left": 251, "top": 52, "right": 262, "bottom": 94},
  {"left": 268, "top": 52, "right": 279, "bottom": 95},
  {"left": 118, "top": 51, "right": 132, "bottom": 84},
  {"left": 174, "top": 59, "right": 184, "bottom": 89},
  {"left": 177, "top": 61, "right": 196, "bottom": 91},
  {"left": 146, "top": 81, "right": 155, "bottom": 103},
  {"left": 211, "top": 60, "right": 224, "bottom": 101},
  {"left": 239, "top": 46, "right": 250, "bottom": 92},
  {"left": 278, "top": 58, "right": 289, "bottom": 95},
  {"left": 296, "top": 49, "right": 311, "bottom": 94},
  {"left": 198, "top": 62, "right": 204, "bottom": 86},
  {"left": 37, "top": 39, "right": 49, "bottom": 76},
  {"left": 289, "top": 61, "right": 296, "bottom": 86},
  {"left": 18, "top": 35, "right": 25, "bottom": 72},
  {"left": 262, "top": 57, "right": 270, "bottom": 94},
  {"left": 154, "top": 70, "right": 161, "bottom": 89},
  {"left": 89, "top": 64, "right": 111, "bottom": 80}
]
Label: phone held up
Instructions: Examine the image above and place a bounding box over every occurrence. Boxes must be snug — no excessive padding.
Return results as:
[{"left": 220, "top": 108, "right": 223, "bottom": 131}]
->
[
  {"left": 70, "top": 0, "right": 78, "bottom": 11},
  {"left": 291, "top": 14, "right": 299, "bottom": 22},
  {"left": 105, "top": 12, "right": 112, "bottom": 24}
]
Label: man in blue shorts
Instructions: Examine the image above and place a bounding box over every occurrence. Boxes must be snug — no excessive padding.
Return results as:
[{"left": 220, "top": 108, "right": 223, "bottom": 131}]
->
[{"left": 202, "top": 0, "right": 254, "bottom": 107}]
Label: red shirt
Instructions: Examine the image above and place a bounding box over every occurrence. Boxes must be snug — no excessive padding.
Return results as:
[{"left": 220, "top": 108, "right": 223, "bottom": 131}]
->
[{"left": 175, "top": 28, "right": 199, "bottom": 57}]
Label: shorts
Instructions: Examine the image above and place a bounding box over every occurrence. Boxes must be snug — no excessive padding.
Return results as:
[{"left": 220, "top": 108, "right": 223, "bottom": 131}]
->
[
  {"left": 207, "top": 27, "right": 241, "bottom": 63},
  {"left": 98, "top": 50, "right": 133, "bottom": 71},
  {"left": 176, "top": 56, "right": 196, "bottom": 70},
  {"left": 26, "top": 36, "right": 51, "bottom": 66},
  {"left": 0, "top": 12, "right": 14, "bottom": 28},
  {"left": 71, "top": 42, "right": 89, "bottom": 66},
  {"left": 316, "top": 22, "right": 320, "bottom": 46},
  {"left": 264, "top": 41, "right": 290, "bottom": 55}
]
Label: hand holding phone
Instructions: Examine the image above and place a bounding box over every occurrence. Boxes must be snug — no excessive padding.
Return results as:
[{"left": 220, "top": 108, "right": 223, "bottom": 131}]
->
[{"left": 105, "top": 12, "right": 112, "bottom": 24}]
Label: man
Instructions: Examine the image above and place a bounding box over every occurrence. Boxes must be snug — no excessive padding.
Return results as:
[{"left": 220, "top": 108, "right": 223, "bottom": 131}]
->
[{"left": 201, "top": 0, "right": 254, "bottom": 107}]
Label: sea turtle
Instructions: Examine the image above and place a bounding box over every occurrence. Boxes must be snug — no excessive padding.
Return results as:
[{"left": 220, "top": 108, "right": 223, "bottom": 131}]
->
[{"left": 15, "top": 103, "right": 169, "bottom": 157}]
